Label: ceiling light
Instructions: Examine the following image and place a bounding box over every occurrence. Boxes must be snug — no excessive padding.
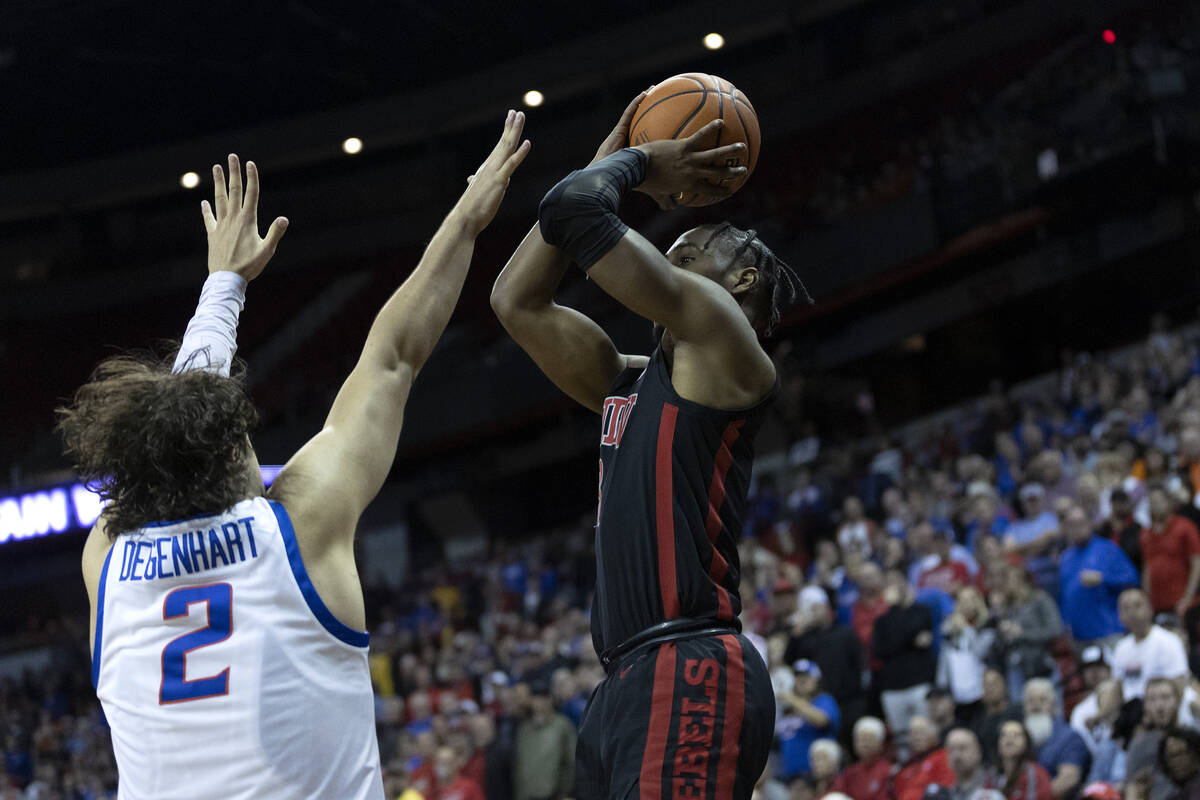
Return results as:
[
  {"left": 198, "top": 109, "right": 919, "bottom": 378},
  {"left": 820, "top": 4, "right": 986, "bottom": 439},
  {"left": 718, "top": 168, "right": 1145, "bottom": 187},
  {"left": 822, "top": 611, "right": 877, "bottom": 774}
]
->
[
  {"left": 180, "top": 171, "right": 200, "bottom": 189},
  {"left": 523, "top": 90, "right": 544, "bottom": 108},
  {"left": 342, "top": 137, "right": 363, "bottom": 155},
  {"left": 703, "top": 32, "right": 725, "bottom": 50}
]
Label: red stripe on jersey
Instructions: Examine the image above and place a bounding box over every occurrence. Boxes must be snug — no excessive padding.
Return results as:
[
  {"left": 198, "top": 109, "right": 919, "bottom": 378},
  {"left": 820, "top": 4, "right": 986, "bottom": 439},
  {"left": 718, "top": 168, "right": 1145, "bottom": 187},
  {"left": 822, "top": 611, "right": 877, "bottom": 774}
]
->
[
  {"left": 715, "top": 635, "right": 746, "bottom": 800},
  {"left": 655, "top": 404, "right": 681, "bottom": 620},
  {"left": 639, "top": 643, "right": 678, "bottom": 800},
  {"left": 704, "top": 420, "right": 744, "bottom": 619}
]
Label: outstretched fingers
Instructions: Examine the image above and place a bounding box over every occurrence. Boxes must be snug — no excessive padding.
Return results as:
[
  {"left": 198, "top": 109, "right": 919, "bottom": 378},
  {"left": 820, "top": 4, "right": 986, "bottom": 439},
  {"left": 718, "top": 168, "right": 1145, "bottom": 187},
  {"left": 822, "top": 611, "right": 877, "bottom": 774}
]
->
[
  {"left": 212, "top": 163, "right": 228, "bottom": 219},
  {"left": 263, "top": 216, "right": 289, "bottom": 254},
  {"left": 200, "top": 200, "right": 217, "bottom": 234},
  {"left": 500, "top": 139, "right": 532, "bottom": 179},
  {"left": 226, "top": 153, "right": 243, "bottom": 212},
  {"left": 243, "top": 161, "right": 261, "bottom": 224}
]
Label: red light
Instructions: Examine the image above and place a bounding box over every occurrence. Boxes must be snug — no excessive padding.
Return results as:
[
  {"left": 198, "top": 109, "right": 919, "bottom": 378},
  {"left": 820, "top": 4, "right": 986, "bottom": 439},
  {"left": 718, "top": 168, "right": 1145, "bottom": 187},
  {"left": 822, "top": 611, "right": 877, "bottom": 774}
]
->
[{"left": 1102, "top": 29, "right": 1116, "bottom": 44}]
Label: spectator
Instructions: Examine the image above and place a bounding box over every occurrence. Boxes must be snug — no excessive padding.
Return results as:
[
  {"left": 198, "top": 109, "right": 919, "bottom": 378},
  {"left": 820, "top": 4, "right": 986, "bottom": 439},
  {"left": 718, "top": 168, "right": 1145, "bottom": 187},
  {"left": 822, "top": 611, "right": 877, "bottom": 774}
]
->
[
  {"left": 1141, "top": 485, "right": 1200, "bottom": 617},
  {"left": 1098, "top": 489, "right": 1142, "bottom": 573},
  {"left": 1125, "top": 678, "right": 1187, "bottom": 800},
  {"left": 384, "top": 763, "right": 424, "bottom": 800},
  {"left": 1081, "top": 681, "right": 1128, "bottom": 788},
  {"left": 966, "top": 489, "right": 1011, "bottom": 554},
  {"left": 467, "top": 713, "right": 512, "bottom": 800},
  {"left": 433, "top": 744, "right": 485, "bottom": 800},
  {"left": 995, "top": 720, "right": 1054, "bottom": 800},
  {"left": 1069, "top": 648, "right": 1115, "bottom": 747},
  {"left": 411, "top": 730, "right": 440, "bottom": 798},
  {"left": 939, "top": 587, "right": 996, "bottom": 721},
  {"left": 852, "top": 562, "right": 890, "bottom": 669},
  {"left": 768, "top": 580, "right": 800, "bottom": 636},
  {"left": 838, "top": 495, "right": 880, "bottom": 558},
  {"left": 830, "top": 717, "right": 893, "bottom": 800},
  {"left": 1158, "top": 727, "right": 1200, "bottom": 800},
  {"left": 808, "top": 738, "right": 842, "bottom": 798},
  {"left": 1023, "top": 678, "right": 1091, "bottom": 800},
  {"left": 1113, "top": 589, "right": 1189, "bottom": 700},
  {"left": 926, "top": 728, "right": 1001, "bottom": 800},
  {"left": 919, "top": 529, "right": 974, "bottom": 594},
  {"left": 973, "top": 668, "right": 1025, "bottom": 767},
  {"left": 785, "top": 587, "right": 866, "bottom": 738},
  {"left": 873, "top": 569, "right": 937, "bottom": 753},
  {"left": 1005, "top": 484, "right": 1062, "bottom": 595},
  {"left": 775, "top": 660, "right": 840, "bottom": 782},
  {"left": 1058, "top": 505, "right": 1140, "bottom": 648},
  {"left": 894, "top": 715, "right": 956, "bottom": 800},
  {"left": 929, "top": 687, "right": 962, "bottom": 739},
  {"left": 514, "top": 682, "right": 575, "bottom": 800},
  {"left": 995, "top": 563, "right": 1063, "bottom": 704}
]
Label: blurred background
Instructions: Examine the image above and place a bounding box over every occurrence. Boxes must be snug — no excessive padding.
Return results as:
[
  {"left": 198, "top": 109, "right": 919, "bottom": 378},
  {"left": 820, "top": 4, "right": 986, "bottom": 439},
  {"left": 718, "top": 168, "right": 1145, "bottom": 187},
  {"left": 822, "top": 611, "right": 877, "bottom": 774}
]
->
[{"left": 1, "top": 0, "right": 1199, "bottom": 798}]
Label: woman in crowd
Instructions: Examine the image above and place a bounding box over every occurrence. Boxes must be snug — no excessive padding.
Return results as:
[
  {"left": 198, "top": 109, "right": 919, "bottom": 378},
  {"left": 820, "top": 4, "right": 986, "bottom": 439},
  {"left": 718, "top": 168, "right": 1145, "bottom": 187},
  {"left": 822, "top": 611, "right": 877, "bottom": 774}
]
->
[
  {"left": 938, "top": 587, "right": 997, "bottom": 723},
  {"left": 993, "top": 563, "right": 1063, "bottom": 703},
  {"left": 1159, "top": 727, "right": 1200, "bottom": 800},
  {"left": 994, "top": 720, "right": 1054, "bottom": 800}
]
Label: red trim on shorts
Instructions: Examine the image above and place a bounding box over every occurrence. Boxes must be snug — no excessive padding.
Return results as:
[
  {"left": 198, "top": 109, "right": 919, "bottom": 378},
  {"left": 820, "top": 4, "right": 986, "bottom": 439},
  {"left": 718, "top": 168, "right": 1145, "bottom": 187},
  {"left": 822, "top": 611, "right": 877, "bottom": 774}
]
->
[
  {"left": 655, "top": 404, "right": 681, "bottom": 619},
  {"left": 639, "top": 643, "right": 678, "bottom": 800},
  {"left": 704, "top": 420, "right": 744, "bottom": 619},
  {"left": 715, "top": 635, "right": 746, "bottom": 800}
]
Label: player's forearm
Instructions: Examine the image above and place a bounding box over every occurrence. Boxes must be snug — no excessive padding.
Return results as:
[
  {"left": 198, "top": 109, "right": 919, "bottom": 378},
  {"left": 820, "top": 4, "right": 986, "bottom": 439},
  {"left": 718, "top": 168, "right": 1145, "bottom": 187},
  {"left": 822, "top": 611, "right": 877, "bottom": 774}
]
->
[
  {"left": 490, "top": 223, "right": 570, "bottom": 314},
  {"left": 362, "top": 210, "right": 476, "bottom": 374},
  {"left": 172, "top": 271, "right": 247, "bottom": 375}
]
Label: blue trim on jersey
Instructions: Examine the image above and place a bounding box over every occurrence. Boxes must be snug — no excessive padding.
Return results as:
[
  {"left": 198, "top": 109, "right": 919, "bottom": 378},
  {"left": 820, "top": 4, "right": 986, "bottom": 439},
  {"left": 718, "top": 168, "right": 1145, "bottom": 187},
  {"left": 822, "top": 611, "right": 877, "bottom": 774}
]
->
[
  {"left": 91, "top": 545, "right": 115, "bottom": 688},
  {"left": 268, "top": 500, "right": 369, "bottom": 648}
]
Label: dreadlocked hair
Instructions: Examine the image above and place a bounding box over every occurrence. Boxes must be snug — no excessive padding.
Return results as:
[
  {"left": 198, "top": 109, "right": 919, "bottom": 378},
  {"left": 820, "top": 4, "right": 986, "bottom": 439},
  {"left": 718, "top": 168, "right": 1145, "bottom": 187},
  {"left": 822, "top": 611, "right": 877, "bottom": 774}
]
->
[
  {"left": 706, "top": 222, "right": 812, "bottom": 337},
  {"left": 55, "top": 347, "right": 260, "bottom": 538}
]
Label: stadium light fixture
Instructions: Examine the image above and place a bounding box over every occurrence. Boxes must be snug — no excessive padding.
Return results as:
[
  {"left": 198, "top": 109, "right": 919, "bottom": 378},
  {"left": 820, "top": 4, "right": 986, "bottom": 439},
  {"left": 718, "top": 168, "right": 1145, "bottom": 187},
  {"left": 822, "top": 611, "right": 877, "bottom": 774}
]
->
[
  {"left": 523, "top": 90, "right": 544, "bottom": 108},
  {"left": 342, "top": 137, "right": 363, "bottom": 155},
  {"left": 179, "top": 171, "right": 200, "bottom": 189},
  {"left": 703, "top": 32, "right": 725, "bottom": 50}
]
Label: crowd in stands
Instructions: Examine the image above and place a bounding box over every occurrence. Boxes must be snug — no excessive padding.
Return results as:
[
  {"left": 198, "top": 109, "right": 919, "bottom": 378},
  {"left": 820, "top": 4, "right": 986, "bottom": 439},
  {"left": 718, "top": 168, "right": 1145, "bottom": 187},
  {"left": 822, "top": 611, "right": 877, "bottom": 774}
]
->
[{"left": 8, "top": 304, "right": 1200, "bottom": 800}]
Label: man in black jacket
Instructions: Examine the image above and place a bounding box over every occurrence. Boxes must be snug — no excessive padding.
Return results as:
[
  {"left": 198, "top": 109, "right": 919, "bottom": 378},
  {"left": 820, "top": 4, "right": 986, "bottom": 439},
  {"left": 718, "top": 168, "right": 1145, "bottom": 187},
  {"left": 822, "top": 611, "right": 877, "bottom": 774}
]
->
[
  {"left": 873, "top": 569, "right": 936, "bottom": 758},
  {"left": 784, "top": 586, "right": 866, "bottom": 745}
]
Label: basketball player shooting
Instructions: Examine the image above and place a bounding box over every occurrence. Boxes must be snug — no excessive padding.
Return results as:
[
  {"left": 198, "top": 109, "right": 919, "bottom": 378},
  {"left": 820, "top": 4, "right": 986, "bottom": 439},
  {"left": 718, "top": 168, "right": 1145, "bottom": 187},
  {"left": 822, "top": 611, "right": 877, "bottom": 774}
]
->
[
  {"left": 59, "top": 112, "right": 529, "bottom": 799},
  {"left": 491, "top": 94, "right": 809, "bottom": 799}
]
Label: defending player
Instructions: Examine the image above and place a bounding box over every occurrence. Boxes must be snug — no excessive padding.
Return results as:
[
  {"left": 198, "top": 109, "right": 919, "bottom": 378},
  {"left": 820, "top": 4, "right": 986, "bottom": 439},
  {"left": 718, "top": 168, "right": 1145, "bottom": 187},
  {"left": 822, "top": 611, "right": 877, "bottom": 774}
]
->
[
  {"left": 491, "top": 95, "right": 807, "bottom": 798},
  {"left": 59, "top": 112, "right": 530, "bottom": 799}
]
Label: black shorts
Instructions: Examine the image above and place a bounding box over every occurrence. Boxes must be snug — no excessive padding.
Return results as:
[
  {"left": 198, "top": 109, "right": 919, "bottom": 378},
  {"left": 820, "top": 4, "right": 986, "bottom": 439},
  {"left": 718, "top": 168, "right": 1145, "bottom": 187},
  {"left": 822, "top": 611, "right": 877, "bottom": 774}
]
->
[{"left": 576, "top": 633, "right": 774, "bottom": 800}]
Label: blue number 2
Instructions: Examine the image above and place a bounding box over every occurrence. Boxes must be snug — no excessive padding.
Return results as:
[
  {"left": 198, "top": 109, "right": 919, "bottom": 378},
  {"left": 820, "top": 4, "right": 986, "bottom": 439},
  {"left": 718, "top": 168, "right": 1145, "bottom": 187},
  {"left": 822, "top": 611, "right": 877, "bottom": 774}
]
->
[{"left": 159, "top": 583, "right": 233, "bottom": 704}]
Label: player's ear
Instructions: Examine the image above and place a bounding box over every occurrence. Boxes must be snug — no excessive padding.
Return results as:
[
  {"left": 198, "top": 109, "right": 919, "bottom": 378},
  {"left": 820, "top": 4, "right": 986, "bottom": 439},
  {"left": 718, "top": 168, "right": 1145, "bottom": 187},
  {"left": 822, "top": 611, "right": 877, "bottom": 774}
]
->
[{"left": 730, "top": 266, "right": 759, "bottom": 297}]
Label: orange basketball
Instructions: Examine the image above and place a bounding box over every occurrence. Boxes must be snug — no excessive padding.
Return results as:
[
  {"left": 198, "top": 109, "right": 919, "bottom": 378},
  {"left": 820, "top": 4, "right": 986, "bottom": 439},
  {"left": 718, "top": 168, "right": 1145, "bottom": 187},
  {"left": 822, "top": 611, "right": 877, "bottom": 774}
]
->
[{"left": 629, "top": 73, "right": 760, "bottom": 207}]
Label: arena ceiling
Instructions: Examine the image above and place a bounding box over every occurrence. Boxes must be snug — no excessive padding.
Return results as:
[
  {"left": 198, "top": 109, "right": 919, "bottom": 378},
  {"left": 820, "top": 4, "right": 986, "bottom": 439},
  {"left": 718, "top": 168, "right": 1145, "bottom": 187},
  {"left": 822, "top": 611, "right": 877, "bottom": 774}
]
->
[{"left": 0, "top": 0, "right": 833, "bottom": 173}]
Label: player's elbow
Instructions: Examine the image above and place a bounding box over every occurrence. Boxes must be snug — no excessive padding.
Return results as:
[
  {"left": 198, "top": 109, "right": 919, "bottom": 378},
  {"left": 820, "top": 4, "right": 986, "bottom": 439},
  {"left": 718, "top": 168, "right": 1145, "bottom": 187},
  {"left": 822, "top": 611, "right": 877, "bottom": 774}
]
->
[{"left": 489, "top": 277, "right": 518, "bottom": 319}]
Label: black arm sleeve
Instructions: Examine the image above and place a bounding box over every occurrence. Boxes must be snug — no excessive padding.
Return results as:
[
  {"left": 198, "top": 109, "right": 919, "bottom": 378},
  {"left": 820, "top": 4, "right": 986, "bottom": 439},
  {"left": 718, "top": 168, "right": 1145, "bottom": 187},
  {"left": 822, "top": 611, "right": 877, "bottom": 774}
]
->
[{"left": 537, "top": 148, "right": 647, "bottom": 270}]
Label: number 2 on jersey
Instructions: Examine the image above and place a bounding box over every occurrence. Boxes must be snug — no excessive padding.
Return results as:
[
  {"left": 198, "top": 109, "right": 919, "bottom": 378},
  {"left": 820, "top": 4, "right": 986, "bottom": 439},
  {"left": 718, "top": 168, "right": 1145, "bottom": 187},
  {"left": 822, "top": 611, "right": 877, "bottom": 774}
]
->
[{"left": 160, "top": 583, "right": 233, "bottom": 704}]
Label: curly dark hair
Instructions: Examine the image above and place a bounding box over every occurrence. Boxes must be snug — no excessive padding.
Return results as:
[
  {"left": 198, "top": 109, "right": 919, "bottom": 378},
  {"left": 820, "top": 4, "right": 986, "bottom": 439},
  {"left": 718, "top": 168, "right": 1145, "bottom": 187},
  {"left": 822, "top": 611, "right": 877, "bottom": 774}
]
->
[
  {"left": 56, "top": 349, "right": 260, "bottom": 538},
  {"left": 703, "top": 222, "right": 813, "bottom": 337}
]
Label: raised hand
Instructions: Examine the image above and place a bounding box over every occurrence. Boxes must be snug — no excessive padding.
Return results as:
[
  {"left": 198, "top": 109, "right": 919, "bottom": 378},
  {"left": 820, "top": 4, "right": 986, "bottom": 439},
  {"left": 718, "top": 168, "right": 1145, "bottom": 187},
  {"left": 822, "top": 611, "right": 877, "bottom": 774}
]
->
[
  {"left": 458, "top": 110, "right": 532, "bottom": 236},
  {"left": 591, "top": 90, "right": 648, "bottom": 165},
  {"left": 632, "top": 119, "right": 748, "bottom": 209},
  {"left": 201, "top": 154, "right": 289, "bottom": 282}
]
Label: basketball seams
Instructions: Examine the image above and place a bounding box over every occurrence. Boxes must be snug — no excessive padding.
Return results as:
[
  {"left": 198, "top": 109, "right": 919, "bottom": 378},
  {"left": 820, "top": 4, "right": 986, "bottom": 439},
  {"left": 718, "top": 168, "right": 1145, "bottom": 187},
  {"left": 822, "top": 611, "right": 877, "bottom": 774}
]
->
[{"left": 632, "top": 89, "right": 710, "bottom": 133}]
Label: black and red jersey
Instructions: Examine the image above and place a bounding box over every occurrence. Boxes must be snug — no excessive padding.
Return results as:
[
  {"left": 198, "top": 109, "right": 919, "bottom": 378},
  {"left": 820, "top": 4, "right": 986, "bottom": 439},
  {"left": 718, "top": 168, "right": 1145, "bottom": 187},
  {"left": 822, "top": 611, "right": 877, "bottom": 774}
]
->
[{"left": 592, "top": 346, "right": 775, "bottom": 655}]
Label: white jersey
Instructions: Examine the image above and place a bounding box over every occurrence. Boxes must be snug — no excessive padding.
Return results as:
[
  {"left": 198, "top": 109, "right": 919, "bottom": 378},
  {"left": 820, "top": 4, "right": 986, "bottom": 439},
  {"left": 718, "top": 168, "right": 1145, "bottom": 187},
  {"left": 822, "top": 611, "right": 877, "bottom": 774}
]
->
[{"left": 92, "top": 496, "right": 384, "bottom": 800}]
